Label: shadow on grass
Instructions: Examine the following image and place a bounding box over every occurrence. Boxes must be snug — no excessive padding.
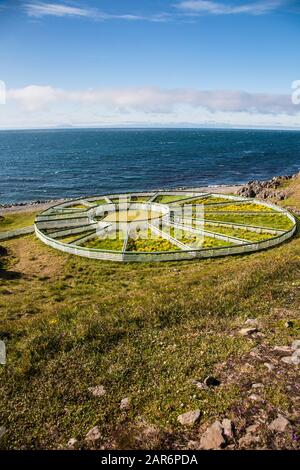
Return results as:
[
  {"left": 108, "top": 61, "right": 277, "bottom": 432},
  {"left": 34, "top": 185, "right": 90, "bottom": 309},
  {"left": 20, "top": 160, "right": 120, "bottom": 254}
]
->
[{"left": 0, "top": 245, "right": 22, "bottom": 280}]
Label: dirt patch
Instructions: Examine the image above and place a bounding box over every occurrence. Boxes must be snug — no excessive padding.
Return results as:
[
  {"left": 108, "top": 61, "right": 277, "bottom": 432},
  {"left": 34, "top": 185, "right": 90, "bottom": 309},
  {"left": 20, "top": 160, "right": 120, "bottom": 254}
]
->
[{"left": 4, "top": 236, "right": 65, "bottom": 279}]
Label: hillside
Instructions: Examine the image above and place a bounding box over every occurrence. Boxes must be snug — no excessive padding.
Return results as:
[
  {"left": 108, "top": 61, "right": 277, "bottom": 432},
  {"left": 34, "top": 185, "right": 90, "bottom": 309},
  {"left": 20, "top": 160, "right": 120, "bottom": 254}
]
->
[{"left": 0, "top": 179, "right": 299, "bottom": 450}]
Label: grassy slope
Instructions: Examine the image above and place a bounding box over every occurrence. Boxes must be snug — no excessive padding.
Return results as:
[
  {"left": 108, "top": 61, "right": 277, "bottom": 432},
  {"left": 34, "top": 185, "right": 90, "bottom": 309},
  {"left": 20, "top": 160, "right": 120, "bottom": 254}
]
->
[
  {"left": 0, "top": 211, "right": 39, "bottom": 232},
  {"left": 0, "top": 186, "right": 300, "bottom": 450}
]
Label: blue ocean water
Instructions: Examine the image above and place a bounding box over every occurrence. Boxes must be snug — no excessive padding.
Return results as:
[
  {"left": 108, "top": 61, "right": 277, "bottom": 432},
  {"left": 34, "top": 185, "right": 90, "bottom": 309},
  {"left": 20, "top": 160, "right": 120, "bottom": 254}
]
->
[{"left": 0, "top": 128, "right": 300, "bottom": 204}]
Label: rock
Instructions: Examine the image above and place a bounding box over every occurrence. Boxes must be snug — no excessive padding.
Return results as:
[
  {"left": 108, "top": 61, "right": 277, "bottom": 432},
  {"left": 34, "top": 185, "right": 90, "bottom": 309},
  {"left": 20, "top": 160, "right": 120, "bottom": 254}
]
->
[
  {"left": 268, "top": 415, "right": 289, "bottom": 432},
  {"left": 120, "top": 397, "right": 130, "bottom": 410},
  {"left": 67, "top": 438, "right": 79, "bottom": 449},
  {"left": 246, "top": 424, "right": 259, "bottom": 434},
  {"left": 291, "top": 340, "right": 300, "bottom": 350},
  {"left": 0, "top": 426, "right": 6, "bottom": 439},
  {"left": 274, "top": 346, "right": 293, "bottom": 353},
  {"left": 85, "top": 426, "right": 101, "bottom": 442},
  {"left": 252, "top": 383, "right": 264, "bottom": 389},
  {"left": 264, "top": 362, "right": 274, "bottom": 371},
  {"left": 281, "top": 350, "right": 300, "bottom": 365},
  {"left": 203, "top": 376, "right": 220, "bottom": 387},
  {"left": 239, "top": 327, "right": 258, "bottom": 337},
  {"left": 88, "top": 385, "right": 106, "bottom": 397},
  {"left": 192, "top": 380, "right": 209, "bottom": 390},
  {"left": 177, "top": 409, "right": 201, "bottom": 426},
  {"left": 238, "top": 433, "right": 260, "bottom": 447},
  {"left": 245, "top": 318, "right": 258, "bottom": 325},
  {"left": 187, "top": 440, "right": 198, "bottom": 449},
  {"left": 285, "top": 321, "right": 294, "bottom": 328},
  {"left": 200, "top": 421, "right": 225, "bottom": 450},
  {"left": 222, "top": 418, "right": 234, "bottom": 439},
  {"left": 249, "top": 394, "right": 263, "bottom": 402}
]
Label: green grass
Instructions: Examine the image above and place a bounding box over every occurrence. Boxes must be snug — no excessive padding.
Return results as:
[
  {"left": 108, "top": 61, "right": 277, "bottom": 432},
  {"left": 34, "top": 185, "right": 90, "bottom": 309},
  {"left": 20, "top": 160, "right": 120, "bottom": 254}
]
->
[
  {"left": 82, "top": 234, "right": 124, "bottom": 251},
  {"left": 68, "top": 204, "right": 88, "bottom": 209},
  {"left": 204, "top": 224, "right": 273, "bottom": 242},
  {"left": 161, "top": 225, "right": 232, "bottom": 248},
  {"left": 0, "top": 211, "right": 39, "bottom": 232},
  {"left": 182, "top": 196, "right": 233, "bottom": 205},
  {"left": 130, "top": 196, "right": 151, "bottom": 202},
  {"left": 91, "top": 199, "right": 107, "bottom": 205},
  {"left": 205, "top": 202, "right": 273, "bottom": 212},
  {"left": 204, "top": 212, "right": 293, "bottom": 230},
  {"left": 0, "top": 190, "right": 299, "bottom": 450},
  {"left": 127, "top": 230, "right": 179, "bottom": 252},
  {"left": 154, "top": 195, "right": 192, "bottom": 204}
]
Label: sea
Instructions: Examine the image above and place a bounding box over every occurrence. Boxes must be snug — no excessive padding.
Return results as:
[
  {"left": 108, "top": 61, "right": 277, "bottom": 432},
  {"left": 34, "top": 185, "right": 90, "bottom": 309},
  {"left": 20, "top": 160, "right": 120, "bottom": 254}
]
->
[{"left": 0, "top": 128, "right": 299, "bottom": 204}]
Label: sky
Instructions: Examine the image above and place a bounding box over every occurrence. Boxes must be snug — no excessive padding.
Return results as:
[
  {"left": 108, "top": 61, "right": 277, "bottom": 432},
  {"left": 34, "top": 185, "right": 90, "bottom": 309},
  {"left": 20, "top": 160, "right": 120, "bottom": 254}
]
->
[{"left": 0, "top": 0, "right": 300, "bottom": 129}]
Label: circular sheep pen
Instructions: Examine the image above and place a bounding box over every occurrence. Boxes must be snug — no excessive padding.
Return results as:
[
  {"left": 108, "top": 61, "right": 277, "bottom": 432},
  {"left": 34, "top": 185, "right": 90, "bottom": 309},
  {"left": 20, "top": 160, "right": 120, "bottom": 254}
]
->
[{"left": 34, "top": 191, "right": 297, "bottom": 262}]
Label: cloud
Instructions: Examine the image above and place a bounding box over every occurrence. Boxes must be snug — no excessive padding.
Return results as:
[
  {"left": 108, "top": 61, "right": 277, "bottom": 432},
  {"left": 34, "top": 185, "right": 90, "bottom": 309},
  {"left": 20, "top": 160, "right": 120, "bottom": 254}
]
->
[
  {"left": 176, "top": 0, "right": 284, "bottom": 15},
  {"left": 24, "top": 2, "right": 93, "bottom": 18},
  {"left": 6, "top": 84, "right": 298, "bottom": 116},
  {"left": 23, "top": 1, "right": 285, "bottom": 22},
  {"left": 23, "top": 2, "right": 171, "bottom": 22}
]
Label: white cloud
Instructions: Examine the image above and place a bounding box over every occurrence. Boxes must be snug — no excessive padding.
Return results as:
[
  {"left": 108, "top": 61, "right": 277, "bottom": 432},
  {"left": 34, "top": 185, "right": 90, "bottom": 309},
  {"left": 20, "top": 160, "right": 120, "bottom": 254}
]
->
[
  {"left": 6, "top": 85, "right": 298, "bottom": 115},
  {"left": 23, "top": 2, "right": 170, "bottom": 22},
  {"left": 24, "top": 2, "right": 93, "bottom": 18},
  {"left": 23, "top": 1, "right": 285, "bottom": 22},
  {"left": 176, "top": 0, "right": 284, "bottom": 15}
]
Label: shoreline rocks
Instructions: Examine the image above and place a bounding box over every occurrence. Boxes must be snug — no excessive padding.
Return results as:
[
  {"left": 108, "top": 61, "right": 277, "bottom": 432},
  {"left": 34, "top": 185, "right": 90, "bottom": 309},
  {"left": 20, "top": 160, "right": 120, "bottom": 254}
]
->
[{"left": 237, "top": 172, "right": 299, "bottom": 201}]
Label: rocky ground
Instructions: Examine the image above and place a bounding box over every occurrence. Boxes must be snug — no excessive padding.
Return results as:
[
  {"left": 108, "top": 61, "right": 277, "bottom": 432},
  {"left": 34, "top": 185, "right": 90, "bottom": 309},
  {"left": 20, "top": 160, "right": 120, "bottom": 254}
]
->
[
  {"left": 66, "top": 312, "right": 300, "bottom": 451},
  {"left": 236, "top": 172, "right": 299, "bottom": 203}
]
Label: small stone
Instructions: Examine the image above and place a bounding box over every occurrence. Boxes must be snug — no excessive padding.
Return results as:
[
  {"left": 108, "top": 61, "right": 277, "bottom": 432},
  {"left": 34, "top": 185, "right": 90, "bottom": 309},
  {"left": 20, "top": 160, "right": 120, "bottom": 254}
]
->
[
  {"left": 187, "top": 440, "right": 198, "bottom": 449},
  {"left": 268, "top": 415, "right": 289, "bottom": 432},
  {"left": 0, "top": 426, "right": 6, "bottom": 439},
  {"left": 120, "top": 397, "right": 130, "bottom": 410},
  {"left": 239, "top": 327, "right": 258, "bottom": 337},
  {"left": 192, "top": 380, "right": 209, "bottom": 390},
  {"left": 85, "top": 426, "right": 101, "bottom": 442},
  {"left": 238, "top": 433, "right": 260, "bottom": 447},
  {"left": 246, "top": 424, "right": 259, "bottom": 434},
  {"left": 249, "top": 394, "right": 263, "bottom": 402},
  {"left": 274, "top": 346, "right": 293, "bottom": 353},
  {"left": 285, "top": 321, "right": 294, "bottom": 328},
  {"left": 67, "top": 438, "right": 79, "bottom": 449},
  {"left": 88, "top": 385, "right": 106, "bottom": 397},
  {"left": 264, "top": 362, "right": 274, "bottom": 371},
  {"left": 200, "top": 421, "right": 225, "bottom": 450},
  {"left": 281, "top": 353, "right": 300, "bottom": 365},
  {"left": 177, "top": 409, "right": 201, "bottom": 426},
  {"left": 245, "top": 318, "right": 258, "bottom": 325},
  {"left": 222, "top": 418, "right": 234, "bottom": 439},
  {"left": 203, "top": 376, "right": 220, "bottom": 387},
  {"left": 291, "top": 340, "right": 300, "bottom": 350},
  {"left": 252, "top": 383, "right": 264, "bottom": 389}
]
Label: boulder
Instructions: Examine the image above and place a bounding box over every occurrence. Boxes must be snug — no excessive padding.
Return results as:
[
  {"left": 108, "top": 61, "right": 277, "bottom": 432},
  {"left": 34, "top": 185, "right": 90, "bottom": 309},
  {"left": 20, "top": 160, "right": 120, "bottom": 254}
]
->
[
  {"left": 239, "top": 327, "right": 258, "bottom": 337},
  {"left": 88, "top": 385, "right": 106, "bottom": 397},
  {"left": 268, "top": 415, "right": 289, "bottom": 432},
  {"left": 120, "top": 397, "right": 131, "bottom": 410},
  {"left": 67, "top": 438, "right": 79, "bottom": 449},
  {"left": 222, "top": 418, "right": 234, "bottom": 439},
  {"left": 85, "top": 426, "right": 101, "bottom": 442},
  {"left": 200, "top": 421, "right": 225, "bottom": 450},
  {"left": 177, "top": 409, "right": 201, "bottom": 426}
]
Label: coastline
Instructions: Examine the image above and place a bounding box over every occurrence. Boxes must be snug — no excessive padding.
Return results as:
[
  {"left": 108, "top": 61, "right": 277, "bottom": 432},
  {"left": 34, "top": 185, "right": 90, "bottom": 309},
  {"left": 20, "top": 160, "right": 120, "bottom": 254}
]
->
[
  {"left": 2, "top": 171, "right": 298, "bottom": 215},
  {"left": 0, "top": 184, "right": 242, "bottom": 214}
]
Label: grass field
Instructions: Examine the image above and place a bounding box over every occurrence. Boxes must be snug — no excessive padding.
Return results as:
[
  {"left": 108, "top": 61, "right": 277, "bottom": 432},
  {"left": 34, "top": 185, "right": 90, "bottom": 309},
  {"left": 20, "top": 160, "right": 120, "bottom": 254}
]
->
[
  {"left": 0, "top": 182, "right": 299, "bottom": 450},
  {"left": 204, "top": 212, "right": 293, "bottom": 230},
  {"left": 204, "top": 202, "right": 273, "bottom": 212},
  {"left": 204, "top": 224, "right": 273, "bottom": 242},
  {"left": 0, "top": 211, "right": 39, "bottom": 232}
]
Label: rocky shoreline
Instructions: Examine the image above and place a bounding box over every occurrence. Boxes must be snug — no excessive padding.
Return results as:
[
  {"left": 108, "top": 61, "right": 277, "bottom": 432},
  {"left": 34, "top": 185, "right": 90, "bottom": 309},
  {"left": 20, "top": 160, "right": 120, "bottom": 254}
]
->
[
  {"left": 237, "top": 172, "right": 299, "bottom": 201},
  {"left": 1, "top": 173, "right": 299, "bottom": 214}
]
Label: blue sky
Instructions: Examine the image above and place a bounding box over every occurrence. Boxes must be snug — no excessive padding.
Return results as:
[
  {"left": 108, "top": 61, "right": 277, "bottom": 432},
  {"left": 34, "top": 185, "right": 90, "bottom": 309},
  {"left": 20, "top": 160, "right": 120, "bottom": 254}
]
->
[{"left": 0, "top": 0, "right": 300, "bottom": 128}]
